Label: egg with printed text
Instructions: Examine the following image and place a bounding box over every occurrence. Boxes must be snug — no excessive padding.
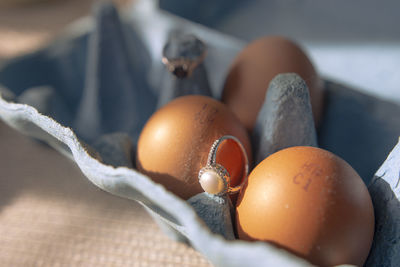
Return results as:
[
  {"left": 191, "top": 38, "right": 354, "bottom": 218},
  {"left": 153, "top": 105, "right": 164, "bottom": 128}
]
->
[
  {"left": 236, "top": 146, "right": 374, "bottom": 267},
  {"left": 136, "top": 95, "right": 252, "bottom": 199}
]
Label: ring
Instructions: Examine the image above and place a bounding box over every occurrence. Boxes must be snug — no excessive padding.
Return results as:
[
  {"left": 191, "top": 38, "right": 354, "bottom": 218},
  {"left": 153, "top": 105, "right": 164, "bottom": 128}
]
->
[
  {"left": 198, "top": 135, "right": 249, "bottom": 196},
  {"left": 162, "top": 34, "right": 207, "bottom": 79}
]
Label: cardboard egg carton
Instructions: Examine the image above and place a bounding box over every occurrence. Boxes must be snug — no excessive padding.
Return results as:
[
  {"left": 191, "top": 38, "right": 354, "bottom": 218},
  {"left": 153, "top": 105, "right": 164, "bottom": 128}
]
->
[{"left": 0, "top": 1, "right": 399, "bottom": 266}]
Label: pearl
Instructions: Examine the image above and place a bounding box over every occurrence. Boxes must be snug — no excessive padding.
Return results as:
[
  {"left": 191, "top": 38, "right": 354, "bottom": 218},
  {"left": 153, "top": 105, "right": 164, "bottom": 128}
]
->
[{"left": 199, "top": 169, "right": 226, "bottom": 195}]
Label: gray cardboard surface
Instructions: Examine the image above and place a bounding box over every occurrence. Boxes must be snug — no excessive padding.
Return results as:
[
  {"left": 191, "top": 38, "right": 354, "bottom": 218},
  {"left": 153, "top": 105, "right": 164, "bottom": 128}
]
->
[
  {"left": 0, "top": 1, "right": 400, "bottom": 266},
  {"left": 252, "top": 73, "right": 317, "bottom": 165}
]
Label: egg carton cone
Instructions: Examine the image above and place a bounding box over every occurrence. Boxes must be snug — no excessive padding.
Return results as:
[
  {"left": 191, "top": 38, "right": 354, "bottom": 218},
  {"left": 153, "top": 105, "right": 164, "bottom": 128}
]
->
[{"left": 1, "top": 1, "right": 400, "bottom": 266}]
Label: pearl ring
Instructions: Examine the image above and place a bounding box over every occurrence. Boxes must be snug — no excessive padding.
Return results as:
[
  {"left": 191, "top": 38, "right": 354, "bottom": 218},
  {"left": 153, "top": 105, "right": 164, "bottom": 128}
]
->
[
  {"left": 198, "top": 135, "right": 249, "bottom": 196},
  {"left": 162, "top": 34, "right": 207, "bottom": 79}
]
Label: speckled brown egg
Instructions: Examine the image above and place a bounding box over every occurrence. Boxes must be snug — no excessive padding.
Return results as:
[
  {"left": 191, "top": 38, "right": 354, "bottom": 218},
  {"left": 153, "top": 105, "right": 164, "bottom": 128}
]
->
[
  {"left": 222, "top": 36, "right": 324, "bottom": 131},
  {"left": 136, "top": 95, "right": 252, "bottom": 199},
  {"left": 236, "top": 146, "right": 374, "bottom": 267}
]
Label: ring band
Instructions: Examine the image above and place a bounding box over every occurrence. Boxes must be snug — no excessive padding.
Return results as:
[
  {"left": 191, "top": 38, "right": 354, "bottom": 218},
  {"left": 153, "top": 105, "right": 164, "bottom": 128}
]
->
[{"left": 198, "top": 135, "right": 249, "bottom": 196}]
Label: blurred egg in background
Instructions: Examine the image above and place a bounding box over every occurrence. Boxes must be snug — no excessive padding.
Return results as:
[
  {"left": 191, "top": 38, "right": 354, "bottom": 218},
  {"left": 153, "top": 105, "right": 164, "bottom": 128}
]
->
[{"left": 221, "top": 36, "right": 323, "bottom": 131}]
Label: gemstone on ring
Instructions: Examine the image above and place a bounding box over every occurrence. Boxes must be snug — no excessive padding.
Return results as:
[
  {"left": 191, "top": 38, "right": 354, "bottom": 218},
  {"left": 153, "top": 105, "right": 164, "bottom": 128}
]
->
[
  {"left": 199, "top": 168, "right": 225, "bottom": 195},
  {"left": 198, "top": 164, "right": 230, "bottom": 195}
]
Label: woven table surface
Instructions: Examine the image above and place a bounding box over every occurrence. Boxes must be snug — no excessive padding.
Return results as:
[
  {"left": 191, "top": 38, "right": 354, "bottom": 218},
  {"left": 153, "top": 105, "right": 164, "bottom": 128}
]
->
[{"left": 0, "top": 119, "right": 212, "bottom": 267}]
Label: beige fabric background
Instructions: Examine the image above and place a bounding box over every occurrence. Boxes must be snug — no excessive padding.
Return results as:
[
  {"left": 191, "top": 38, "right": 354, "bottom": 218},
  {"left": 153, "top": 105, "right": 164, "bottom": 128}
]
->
[
  {"left": 0, "top": 0, "right": 127, "bottom": 59},
  {"left": 0, "top": 1, "right": 212, "bottom": 266}
]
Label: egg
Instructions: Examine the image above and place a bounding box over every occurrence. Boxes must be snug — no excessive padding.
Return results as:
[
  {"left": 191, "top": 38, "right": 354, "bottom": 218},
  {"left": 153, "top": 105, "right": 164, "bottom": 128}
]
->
[
  {"left": 222, "top": 36, "right": 324, "bottom": 131},
  {"left": 236, "top": 146, "right": 374, "bottom": 266},
  {"left": 136, "top": 95, "right": 252, "bottom": 199}
]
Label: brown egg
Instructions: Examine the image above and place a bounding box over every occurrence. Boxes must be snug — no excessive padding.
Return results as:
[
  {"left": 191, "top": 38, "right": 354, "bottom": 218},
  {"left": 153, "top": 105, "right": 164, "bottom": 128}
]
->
[
  {"left": 222, "top": 36, "right": 324, "bottom": 131},
  {"left": 136, "top": 95, "right": 252, "bottom": 199},
  {"left": 236, "top": 146, "right": 374, "bottom": 266}
]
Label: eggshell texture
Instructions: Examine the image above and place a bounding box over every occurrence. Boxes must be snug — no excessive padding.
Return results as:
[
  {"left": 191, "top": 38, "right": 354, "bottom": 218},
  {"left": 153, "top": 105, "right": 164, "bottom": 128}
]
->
[
  {"left": 136, "top": 95, "right": 252, "bottom": 200},
  {"left": 236, "top": 146, "right": 375, "bottom": 267},
  {"left": 222, "top": 36, "right": 324, "bottom": 131}
]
